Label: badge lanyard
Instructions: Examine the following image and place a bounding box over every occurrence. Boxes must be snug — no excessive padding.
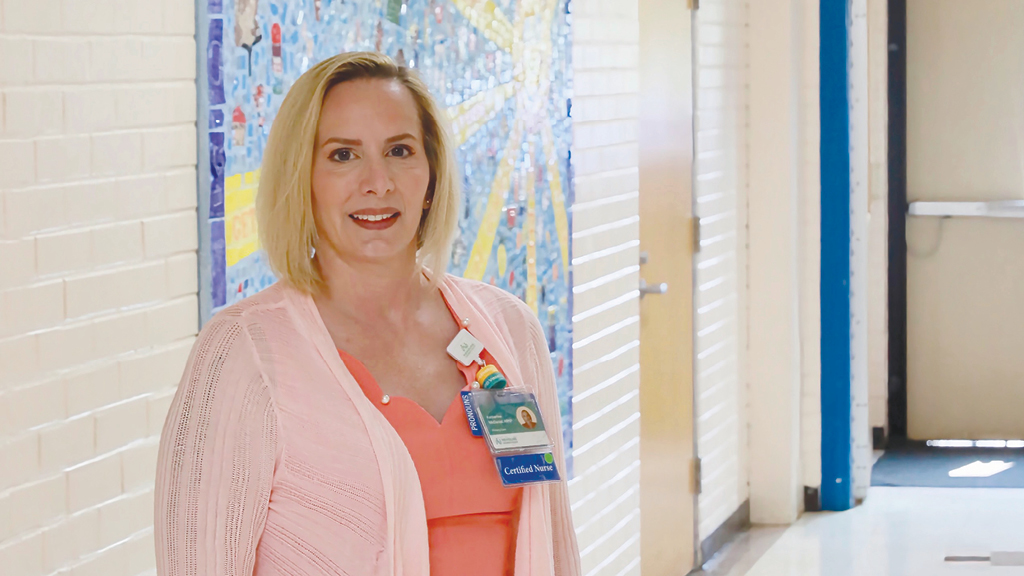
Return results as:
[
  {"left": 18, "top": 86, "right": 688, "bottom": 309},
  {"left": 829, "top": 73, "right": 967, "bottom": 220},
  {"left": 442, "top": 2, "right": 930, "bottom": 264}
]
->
[{"left": 446, "top": 329, "right": 562, "bottom": 486}]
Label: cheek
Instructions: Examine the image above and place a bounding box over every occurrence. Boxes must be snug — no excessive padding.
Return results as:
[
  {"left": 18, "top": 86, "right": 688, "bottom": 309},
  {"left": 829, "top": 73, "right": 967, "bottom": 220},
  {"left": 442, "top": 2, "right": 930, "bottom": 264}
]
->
[
  {"left": 310, "top": 169, "right": 350, "bottom": 229},
  {"left": 311, "top": 165, "right": 348, "bottom": 207},
  {"left": 398, "top": 160, "right": 432, "bottom": 196}
]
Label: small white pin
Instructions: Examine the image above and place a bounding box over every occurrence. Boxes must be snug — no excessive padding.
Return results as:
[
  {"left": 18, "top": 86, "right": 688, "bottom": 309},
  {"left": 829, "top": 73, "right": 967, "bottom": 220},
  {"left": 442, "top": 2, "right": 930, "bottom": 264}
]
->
[
  {"left": 462, "top": 317, "right": 470, "bottom": 327},
  {"left": 381, "top": 394, "right": 391, "bottom": 405}
]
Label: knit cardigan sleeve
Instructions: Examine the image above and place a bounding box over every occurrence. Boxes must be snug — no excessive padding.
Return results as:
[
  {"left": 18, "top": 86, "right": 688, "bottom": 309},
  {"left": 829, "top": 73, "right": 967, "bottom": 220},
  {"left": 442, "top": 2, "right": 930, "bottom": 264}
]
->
[
  {"left": 503, "top": 297, "right": 583, "bottom": 576},
  {"left": 154, "top": 312, "right": 279, "bottom": 576}
]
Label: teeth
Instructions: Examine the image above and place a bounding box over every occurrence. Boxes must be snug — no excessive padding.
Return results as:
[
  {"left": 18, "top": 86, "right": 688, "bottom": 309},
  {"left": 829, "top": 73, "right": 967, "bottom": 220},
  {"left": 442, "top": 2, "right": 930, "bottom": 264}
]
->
[{"left": 352, "top": 213, "right": 394, "bottom": 222}]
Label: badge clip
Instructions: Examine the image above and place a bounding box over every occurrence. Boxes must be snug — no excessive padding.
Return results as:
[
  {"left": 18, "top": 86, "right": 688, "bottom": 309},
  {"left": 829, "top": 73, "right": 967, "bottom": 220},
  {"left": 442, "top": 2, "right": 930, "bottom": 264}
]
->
[{"left": 448, "top": 329, "right": 507, "bottom": 390}]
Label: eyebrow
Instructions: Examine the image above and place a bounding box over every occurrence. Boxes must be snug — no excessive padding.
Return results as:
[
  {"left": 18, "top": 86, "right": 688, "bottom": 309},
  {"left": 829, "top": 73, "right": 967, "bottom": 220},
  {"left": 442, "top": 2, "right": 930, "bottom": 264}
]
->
[{"left": 321, "top": 133, "right": 417, "bottom": 147}]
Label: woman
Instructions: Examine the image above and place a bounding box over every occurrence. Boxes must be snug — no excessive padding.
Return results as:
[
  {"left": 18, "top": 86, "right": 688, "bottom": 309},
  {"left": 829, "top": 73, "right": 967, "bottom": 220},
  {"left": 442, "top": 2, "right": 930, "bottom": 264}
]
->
[{"left": 154, "top": 52, "right": 580, "bottom": 576}]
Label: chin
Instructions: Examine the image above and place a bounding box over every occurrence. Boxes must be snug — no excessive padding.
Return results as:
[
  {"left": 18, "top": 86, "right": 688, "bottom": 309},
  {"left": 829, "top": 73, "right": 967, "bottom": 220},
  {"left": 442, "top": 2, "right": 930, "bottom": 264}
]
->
[{"left": 349, "top": 242, "right": 418, "bottom": 263}]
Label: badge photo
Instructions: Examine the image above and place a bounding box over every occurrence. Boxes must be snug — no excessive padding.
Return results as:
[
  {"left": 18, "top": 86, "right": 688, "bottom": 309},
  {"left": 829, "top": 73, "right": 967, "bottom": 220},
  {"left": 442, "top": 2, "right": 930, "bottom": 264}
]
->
[
  {"left": 470, "top": 390, "right": 551, "bottom": 452},
  {"left": 516, "top": 406, "right": 539, "bottom": 430}
]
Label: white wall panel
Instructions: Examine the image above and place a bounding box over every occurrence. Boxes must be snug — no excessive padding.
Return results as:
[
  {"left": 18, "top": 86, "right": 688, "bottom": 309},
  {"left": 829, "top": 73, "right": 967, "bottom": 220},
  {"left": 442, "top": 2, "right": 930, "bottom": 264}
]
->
[{"left": 692, "top": 0, "right": 751, "bottom": 543}]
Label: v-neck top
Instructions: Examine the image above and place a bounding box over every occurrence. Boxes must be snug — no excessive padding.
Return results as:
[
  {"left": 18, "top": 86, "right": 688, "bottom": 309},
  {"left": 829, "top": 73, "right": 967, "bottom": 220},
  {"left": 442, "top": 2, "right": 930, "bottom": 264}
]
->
[{"left": 338, "top": 318, "right": 523, "bottom": 575}]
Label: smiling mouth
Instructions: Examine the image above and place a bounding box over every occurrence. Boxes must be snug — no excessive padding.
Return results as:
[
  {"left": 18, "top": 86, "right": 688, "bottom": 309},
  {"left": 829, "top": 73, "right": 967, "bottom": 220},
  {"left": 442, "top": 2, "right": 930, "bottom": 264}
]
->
[
  {"left": 349, "top": 212, "right": 401, "bottom": 229},
  {"left": 350, "top": 213, "right": 399, "bottom": 222}
]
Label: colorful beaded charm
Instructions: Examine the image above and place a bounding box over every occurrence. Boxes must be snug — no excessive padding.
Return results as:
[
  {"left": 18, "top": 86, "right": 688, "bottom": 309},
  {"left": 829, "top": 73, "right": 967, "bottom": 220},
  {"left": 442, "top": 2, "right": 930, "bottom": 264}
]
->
[{"left": 475, "top": 364, "right": 508, "bottom": 390}]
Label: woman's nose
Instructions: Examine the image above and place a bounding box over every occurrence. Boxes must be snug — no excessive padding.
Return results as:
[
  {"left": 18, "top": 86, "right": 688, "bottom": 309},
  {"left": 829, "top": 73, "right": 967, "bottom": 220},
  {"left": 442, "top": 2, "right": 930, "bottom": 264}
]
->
[{"left": 361, "top": 156, "right": 395, "bottom": 196}]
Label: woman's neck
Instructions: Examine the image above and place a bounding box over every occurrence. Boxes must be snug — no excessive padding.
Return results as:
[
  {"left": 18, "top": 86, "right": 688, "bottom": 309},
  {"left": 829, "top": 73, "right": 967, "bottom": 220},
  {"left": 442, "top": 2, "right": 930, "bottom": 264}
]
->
[{"left": 313, "top": 248, "right": 430, "bottom": 326}]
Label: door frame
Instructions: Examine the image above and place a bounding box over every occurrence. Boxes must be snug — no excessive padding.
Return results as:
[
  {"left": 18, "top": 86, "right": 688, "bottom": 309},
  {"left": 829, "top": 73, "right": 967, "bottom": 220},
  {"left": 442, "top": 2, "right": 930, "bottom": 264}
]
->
[
  {"left": 689, "top": 3, "right": 700, "bottom": 563},
  {"left": 887, "top": 0, "right": 908, "bottom": 439}
]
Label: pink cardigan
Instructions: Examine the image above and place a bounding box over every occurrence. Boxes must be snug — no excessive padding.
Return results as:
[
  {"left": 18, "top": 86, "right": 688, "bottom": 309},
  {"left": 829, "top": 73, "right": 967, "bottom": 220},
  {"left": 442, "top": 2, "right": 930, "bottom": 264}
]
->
[{"left": 154, "top": 275, "right": 581, "bottom": 576}]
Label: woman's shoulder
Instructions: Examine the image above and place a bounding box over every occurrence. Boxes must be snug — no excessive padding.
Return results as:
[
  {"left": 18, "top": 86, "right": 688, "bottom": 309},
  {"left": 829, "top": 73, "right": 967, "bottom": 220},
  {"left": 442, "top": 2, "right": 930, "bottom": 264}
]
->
[
  {"left": 194, "top": 282, "right": 298, "bottom": 351},
  {"left": 443, "top": 275, "right": 544, "bottom": 343},
  {"left": 203, "top": 282, "right": 294, "bottom": 326},
  {"left": 445, "top": 275, "right": 537, "bottom": 321}
]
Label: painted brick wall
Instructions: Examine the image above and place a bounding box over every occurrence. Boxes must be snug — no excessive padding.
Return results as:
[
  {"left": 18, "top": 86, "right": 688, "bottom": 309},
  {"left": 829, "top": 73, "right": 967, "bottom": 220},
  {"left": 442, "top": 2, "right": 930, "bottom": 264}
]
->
[
  {"left": 0, "top": 1, "right": 198, "bottom": 574},
  {"left": 0, "top": 0, "right": 642, "bottom": 574},
  {"left": 692, "top": 0, "right": 751, "bottom": 543},
  {"left": 568, "top": 1, "right": 643, "bottom": 575}
]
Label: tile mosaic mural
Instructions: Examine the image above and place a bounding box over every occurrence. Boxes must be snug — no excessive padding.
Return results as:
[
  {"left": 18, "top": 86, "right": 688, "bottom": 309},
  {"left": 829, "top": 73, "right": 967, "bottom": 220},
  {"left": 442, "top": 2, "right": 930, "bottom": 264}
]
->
[{"left": 198, "top": 0, "right": 574, "bottom": 469}]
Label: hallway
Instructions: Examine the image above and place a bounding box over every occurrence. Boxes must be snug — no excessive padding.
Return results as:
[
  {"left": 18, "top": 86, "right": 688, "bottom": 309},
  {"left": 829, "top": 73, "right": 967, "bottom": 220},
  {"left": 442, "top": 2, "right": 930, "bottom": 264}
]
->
[
  {"left": 703, "top": 488, "right": 1024, "bottom": 575},
  {"left": 3, "top": 0, "right": 1022, "bottom": 573}
]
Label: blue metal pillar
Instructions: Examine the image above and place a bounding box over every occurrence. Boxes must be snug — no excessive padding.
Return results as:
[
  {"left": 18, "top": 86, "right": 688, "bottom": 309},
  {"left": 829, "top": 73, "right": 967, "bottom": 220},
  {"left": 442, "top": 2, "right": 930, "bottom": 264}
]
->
[{"left": 820, "top": 0, "right": 854, "bottom": 511}]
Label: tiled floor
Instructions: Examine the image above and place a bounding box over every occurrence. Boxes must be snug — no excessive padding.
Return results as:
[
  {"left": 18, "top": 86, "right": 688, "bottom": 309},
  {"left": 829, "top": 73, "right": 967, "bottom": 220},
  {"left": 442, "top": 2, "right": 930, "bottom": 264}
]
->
[{"left": 700, "top": 488, "right": 1024, "bottom": 575}]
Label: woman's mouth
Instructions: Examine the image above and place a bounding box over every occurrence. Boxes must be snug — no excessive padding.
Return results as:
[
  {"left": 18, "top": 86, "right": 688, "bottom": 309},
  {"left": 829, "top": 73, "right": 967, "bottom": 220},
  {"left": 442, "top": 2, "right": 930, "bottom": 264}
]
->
[{"left": 349, "top": 211, "right": 400, "bottom": 230}]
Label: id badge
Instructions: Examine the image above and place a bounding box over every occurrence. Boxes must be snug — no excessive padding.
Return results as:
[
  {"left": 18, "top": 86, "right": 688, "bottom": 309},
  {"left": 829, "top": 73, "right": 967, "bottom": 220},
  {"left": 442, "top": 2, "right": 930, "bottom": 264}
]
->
[
  {"left": 469, "top": 390, "right": 551, "bottom": 452},
  {"left": 466, "top": 390, "right": 562, "bottom": 487}
]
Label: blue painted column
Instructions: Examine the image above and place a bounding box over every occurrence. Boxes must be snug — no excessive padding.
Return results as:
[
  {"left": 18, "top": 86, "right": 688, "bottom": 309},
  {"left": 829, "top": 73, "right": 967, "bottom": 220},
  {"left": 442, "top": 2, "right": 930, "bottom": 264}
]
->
[{"left": 820, "top": 0, "right": 854, "bottom": 511}]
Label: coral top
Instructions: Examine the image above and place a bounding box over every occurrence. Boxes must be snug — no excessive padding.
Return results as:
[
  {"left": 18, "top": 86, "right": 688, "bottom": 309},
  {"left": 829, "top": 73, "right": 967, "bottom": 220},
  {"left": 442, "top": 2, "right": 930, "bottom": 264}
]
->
[{"left": 340, "top": 346, "right": 523, "bottom": 576}]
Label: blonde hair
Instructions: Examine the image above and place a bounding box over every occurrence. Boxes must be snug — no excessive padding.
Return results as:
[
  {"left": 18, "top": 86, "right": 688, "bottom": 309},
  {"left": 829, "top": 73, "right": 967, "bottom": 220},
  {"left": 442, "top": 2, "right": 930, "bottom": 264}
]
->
[{"left": 256, "top": 52, "right": 460, "bottom": 293}]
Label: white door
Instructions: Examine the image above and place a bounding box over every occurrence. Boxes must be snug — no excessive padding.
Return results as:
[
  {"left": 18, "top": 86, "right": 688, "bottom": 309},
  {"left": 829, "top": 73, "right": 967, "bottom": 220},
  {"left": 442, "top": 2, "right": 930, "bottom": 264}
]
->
[{"left": 906, "top": 0, "right": 1024, "bottom": 439}]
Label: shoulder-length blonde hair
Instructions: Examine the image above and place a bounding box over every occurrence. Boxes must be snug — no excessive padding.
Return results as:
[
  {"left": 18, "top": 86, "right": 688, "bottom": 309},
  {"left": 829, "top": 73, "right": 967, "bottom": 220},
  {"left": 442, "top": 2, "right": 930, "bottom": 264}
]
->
[{"left": 256, "top": 52, "right": 460, "bottom": 293}]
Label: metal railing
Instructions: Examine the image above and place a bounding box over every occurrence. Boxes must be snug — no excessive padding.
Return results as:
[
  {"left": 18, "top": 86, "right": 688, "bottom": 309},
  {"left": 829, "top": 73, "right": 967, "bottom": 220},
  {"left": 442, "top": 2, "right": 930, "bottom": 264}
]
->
[{"left": 908, "top": 200, "right": 1024, "bottom": 218}]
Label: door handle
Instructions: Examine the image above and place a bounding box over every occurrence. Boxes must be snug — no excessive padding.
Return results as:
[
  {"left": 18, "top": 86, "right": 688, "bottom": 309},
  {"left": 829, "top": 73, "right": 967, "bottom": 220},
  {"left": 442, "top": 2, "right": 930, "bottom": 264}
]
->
[
  {"left": 639, "top": 252, "right": 667, "bottom": 297},
  {"left": 639, "top": 279, "right": 668, "bottom": 298}
]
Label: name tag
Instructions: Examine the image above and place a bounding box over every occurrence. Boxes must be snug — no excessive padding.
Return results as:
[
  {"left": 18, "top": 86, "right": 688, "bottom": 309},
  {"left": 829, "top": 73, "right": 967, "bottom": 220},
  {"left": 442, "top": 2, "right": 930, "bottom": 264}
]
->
[
  {"left": 495, "top": 452, "right": 562, "bottom": 486},
  {"left": 461, "top": 391, "right": 482, "bottom": 437}
]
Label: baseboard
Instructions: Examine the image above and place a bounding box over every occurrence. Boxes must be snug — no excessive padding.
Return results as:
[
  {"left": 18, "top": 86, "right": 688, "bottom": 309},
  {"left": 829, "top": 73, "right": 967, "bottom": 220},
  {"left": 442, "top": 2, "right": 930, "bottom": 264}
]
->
[
  {"left": 804, "top": 486, "right": 821, "bottom": 512},
  {"left": 699, "top": 500, "right": 750, "bottom": 565},
  {"left": 873, "top": 426, "right": 887, "bottom": 449}
]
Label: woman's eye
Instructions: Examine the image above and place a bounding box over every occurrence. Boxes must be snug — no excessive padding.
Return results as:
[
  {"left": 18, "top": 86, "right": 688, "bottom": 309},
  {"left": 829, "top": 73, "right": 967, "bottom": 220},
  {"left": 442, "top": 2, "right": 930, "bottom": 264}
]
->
[
  {"left": 388, "top": 145, "right": 413, "bottom": 158},
  {"left": 330, "top": 149, "right": 354, "bottom": 162}
]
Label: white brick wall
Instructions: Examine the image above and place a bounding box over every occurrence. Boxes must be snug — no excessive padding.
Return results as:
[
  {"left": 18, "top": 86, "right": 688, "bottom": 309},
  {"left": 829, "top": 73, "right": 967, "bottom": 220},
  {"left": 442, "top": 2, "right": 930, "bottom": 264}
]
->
[
  {"left": 0, "top": 1, "right": 667, "bottom": 573},
  {"left": 569, "top": 1, "right": 643, "bottom": 575},
  {"left": 0, "top": 1, "right": 197, "bottom": 575},
  {"left": 692, "top": 0, "right": 751, "bottom": 544}
]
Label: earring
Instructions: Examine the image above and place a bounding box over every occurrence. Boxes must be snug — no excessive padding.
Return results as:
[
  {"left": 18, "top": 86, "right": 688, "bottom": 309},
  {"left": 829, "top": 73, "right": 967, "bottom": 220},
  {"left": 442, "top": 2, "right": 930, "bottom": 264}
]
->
[
  {"left": 309, "top": 244, "right": 316, "bottom": 259},
  {"left": 424, "top": 198, "right": 432, "bottom": 209}
]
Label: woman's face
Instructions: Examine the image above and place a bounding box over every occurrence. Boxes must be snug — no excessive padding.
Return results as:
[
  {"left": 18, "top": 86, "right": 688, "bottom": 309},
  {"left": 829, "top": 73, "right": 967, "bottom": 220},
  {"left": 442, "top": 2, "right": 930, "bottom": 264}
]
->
[{"left": 311, "top": 78, "right": 432, "bottom": 267}]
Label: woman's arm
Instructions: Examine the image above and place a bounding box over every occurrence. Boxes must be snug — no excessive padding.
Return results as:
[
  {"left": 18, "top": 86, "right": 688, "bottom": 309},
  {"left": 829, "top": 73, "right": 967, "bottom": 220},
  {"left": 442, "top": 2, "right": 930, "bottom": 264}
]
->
[
  {"left": 521, "top": 310, "right": 583, "bottom": 576},
  {"left": 154, "top": 315, "right": 278, "bottom": 576}
]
